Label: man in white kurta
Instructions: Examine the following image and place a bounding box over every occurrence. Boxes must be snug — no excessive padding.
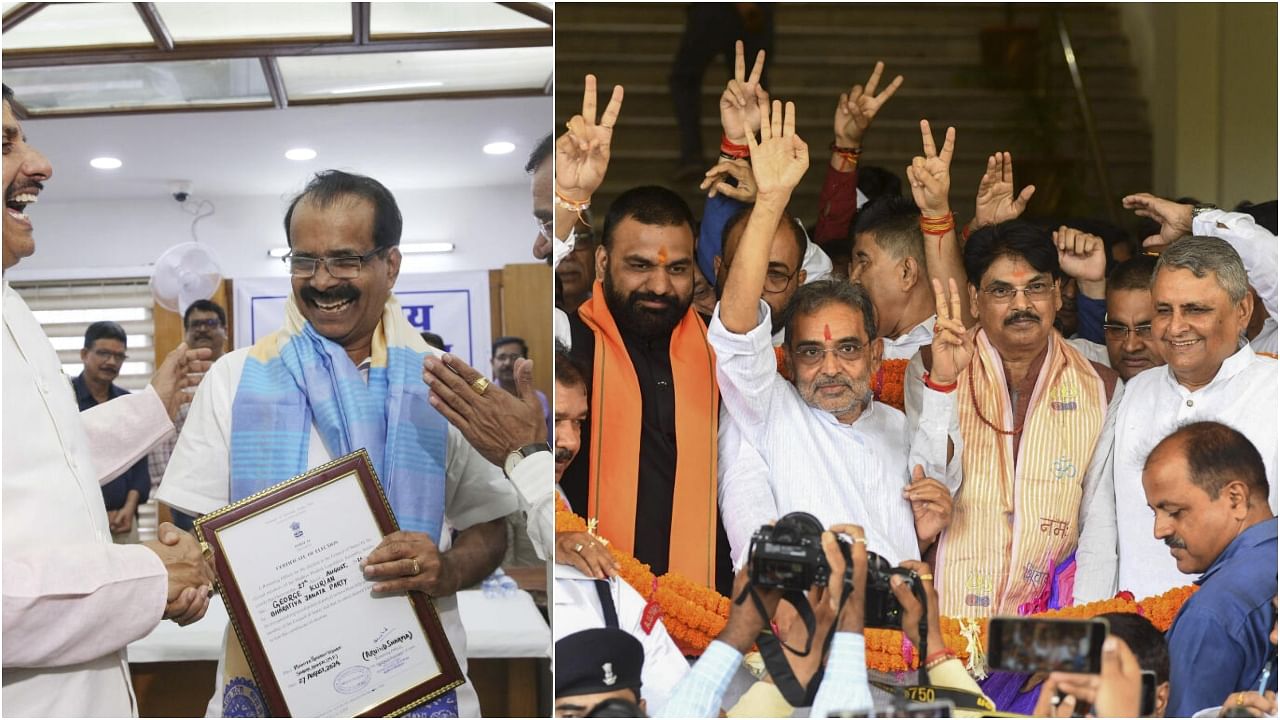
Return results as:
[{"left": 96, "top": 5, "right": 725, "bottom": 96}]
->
[
  {"left": 1074, "top": 223, "right": 1278, "bottom": 603},
  {"left": 2, "top": 85, "right": 211, "bottom": 718}
]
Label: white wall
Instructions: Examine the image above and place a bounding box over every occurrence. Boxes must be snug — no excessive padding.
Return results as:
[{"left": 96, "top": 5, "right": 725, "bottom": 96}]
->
[{"left": 7, "top": 183, "right": 537, "bottom": 282}]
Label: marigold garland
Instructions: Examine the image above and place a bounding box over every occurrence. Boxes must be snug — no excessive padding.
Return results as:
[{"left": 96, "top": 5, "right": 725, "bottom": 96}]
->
[
  {"left": 873, "top": 359, "right": 909, "bottom": 412},
  {"left": 556, "top": 503, "right": 1198, "bottom": 661}
]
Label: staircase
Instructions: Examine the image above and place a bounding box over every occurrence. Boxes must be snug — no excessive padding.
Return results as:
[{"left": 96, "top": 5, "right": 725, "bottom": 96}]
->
[{"left": 556, "top": 3, "right": 1154, "bottom": 237}]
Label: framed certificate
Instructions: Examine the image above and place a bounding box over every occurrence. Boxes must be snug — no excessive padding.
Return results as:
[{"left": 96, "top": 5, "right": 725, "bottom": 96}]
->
[{"left": 196, "top": 449, "right": 464, "bottom": 717}]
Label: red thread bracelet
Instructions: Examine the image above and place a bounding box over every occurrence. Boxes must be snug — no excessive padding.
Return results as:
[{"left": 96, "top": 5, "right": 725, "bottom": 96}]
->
[
  {"left": 923, "top": 371, "right": 958, "bottom": 393},
  {"left": 721, "top": 134, "right": 750, "bottom": 159}
]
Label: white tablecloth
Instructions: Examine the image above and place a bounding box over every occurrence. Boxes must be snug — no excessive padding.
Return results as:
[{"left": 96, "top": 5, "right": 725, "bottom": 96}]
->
[{"left": 127, "top": 590, "right": 550, "bottom": 663}]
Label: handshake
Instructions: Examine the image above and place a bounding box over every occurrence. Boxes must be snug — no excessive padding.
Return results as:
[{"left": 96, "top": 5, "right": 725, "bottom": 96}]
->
[{"left": 142, "top": 521, "right": 216, "bottom": 626}]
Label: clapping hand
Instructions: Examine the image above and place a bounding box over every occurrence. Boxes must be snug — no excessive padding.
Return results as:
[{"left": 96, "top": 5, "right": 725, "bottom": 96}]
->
[
  {"left": 906, "top": 120, "right": 956, "bottom": 217},
  {"left": 744, "top": 99, "right": 809, "bottom": 203},
  {"left": 833, "top": 61, "right": 903, "bottom": 149},
  {"left": 699, "top": 157, "right": 757, "bottom": 202},
  {"left": 974, "top": 152, "right": 1035, "bottom": 229},
  {"left": 719, "top": 40, "right": 769, "bottom": 146},
  {"left": 556, "top": 74, "right": 624, "bottom": 204},
  {"left": 927, "top": 277, "right": 975, "bottom": 386}
]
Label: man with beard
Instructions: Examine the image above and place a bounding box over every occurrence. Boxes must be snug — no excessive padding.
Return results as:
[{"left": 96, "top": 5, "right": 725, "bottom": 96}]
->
[
  {"left": 1075, "top": 235, "right": 1277, "bottom": 603},
  {"left": 74, "top": 321, "right": 152, "bottom": 544},
  {"left": 151, "top": 299, "right": 228, "bottom": 531},
  {"left": 157, "top": 170, "right": 517, "bottom": 717},
  {"left": 906, "top": 220, "right": 1121, "bottom": 617},
  {"left": 551, "top": 349, "right": 688, "bottom": 715},
  {"left": 712, "top": 99, "right": 951, "bottom": 568},
  {"left": 558, "top": 76, "right": 726, "bottom": 592},
  {"left": 1141, "top": 423, "right": 1276, "bottom": 717},
  {"left": 3, "top": 83, "right": 214, "bottom": 717}
]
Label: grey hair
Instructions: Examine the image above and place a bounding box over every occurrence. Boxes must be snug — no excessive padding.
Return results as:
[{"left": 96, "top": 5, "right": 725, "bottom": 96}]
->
[
  {"left": 780, "top": 279, "right": 878, "bottom": 346},
  {"left": 1153, "top": 235, "right": 1249, "bottom": 304}
]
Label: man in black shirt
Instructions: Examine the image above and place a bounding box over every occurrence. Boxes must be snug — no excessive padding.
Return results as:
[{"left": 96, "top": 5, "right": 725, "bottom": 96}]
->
[{"left": 73, "top": 321, "right": 150, "bottom": 543}]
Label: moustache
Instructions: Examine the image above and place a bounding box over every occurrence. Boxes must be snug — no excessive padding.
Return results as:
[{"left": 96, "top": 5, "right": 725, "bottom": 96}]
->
[
  {"left": 1165, "top": 535, "right": 1187, "bottom": 550},
  {"left": 1005, "top": 310, "right": 1041, "bottom": 326},
  {"left": 554, "top": 448, "right": 574, "bottom": 464},
  {"left": 630, "top": 291, "right": 676, "bottom": 309},
  {"left": 5, "top": 181, "right": 44, "bottom": 201},
  {"left": 813, "top": 375, "right": 853, "bottom": 390},
  {"left": 300, "top": 285, "right": 360, "bottom": 306}
]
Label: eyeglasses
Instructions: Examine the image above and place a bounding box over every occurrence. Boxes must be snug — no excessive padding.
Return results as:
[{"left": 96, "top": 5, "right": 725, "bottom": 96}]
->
[
  {"left": 91, "top": 349, "right": 128, "bottom": 362},
  {"left": 187, "top": 318, "right": 223, "bottom": 331},
  {"left": 537, "top": 218, "right": 554, "bottom": 243},
  {"left": 493, "top": 353, "right": 524, "bottom": 363},
  {"left": 720, "top": 262, "right": 797, "bottom": 295},
  {"left": 1102, "top": 322, "right": 1153, "bottom": 341},
  {"left": 791, "top": 341, "right": 867, "bottom": 366},
  {"left": 980, "top": 280, "right": 1055, "bottom": 303},
  {"left": 284, "top": 247, "right": 385, "bottom": 279}
]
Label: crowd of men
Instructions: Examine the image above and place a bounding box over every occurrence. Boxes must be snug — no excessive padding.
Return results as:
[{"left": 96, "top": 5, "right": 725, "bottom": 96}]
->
[
  {"left": 550, "top": 45, "right": 1277, "bottom": 718},
  {"left": 3, "top": 83, "right": 554, "bottom": 717}
]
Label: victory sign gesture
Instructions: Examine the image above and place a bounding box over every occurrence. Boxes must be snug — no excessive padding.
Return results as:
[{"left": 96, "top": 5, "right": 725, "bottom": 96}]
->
[
  {"left": 720, "top": 40, "right": 770, "bottom": 146},
  {"left": 555, "top": 74, "right": 624, "bottom": 203},
  {"left": 833, "top": 61, "right": 904, "bottom": 149},
  {"left": 928, "top": 277, "right": 975, "bottom": 387},
  {"left": 906, "top": 120, "right": 955, "bottom": 217},
  {"left": 974, "top": 151, "right": 1035, "bottom": 229}
]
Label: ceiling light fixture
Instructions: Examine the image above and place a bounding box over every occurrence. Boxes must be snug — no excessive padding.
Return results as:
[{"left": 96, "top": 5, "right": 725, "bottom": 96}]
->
[
  {"left": 90, "top": 157, "right": 123, "bottom": 170},
  {"left": 327, "top": 81, "right": 444, "bottom": 95},
  {"left": 285, "top": 148, "right": 317, "bottom": 161},
  {"left": 483, "top": 141, "right": 515, "bottom": 155}
]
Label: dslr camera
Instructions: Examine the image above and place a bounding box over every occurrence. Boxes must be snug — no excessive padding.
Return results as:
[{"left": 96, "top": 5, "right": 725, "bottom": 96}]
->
[{"left": 747, "top": 511, "right": 924, "bottom": 629}]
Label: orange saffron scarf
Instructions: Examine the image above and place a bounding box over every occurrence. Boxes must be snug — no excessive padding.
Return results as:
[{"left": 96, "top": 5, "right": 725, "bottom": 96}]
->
[{"left": 577, "top": 280, "right": 721, "bottom": 586}]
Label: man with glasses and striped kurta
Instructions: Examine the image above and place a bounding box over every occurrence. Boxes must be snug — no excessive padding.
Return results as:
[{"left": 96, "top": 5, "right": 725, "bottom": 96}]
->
[{"left": 905, "top": 221, "right": 1121, "bottom": 618}]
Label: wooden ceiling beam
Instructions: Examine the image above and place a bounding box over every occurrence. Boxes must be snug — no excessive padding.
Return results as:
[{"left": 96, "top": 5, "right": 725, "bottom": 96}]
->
[
  {"left": 496, "top": 2, "right": 552, "bottom": 26},
  {"left": 1, "top": 2, "right": 49, "bottom": 33},
  {"left": 133, "top": 2, "right": 174, "bottom": 52},
  {"left": 0, "top": 28, "right": 551, "bottom": 68}
]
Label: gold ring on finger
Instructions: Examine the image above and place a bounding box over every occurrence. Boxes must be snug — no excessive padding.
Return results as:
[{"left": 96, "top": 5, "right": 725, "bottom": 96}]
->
[
  {"left": 573, "top": 543, "right": 584, "bottom": 554},
  {"left": 470, "top": 377, "right": 491, "bottom": 396},
  {"left": 852, "top": 537, "right": 867, "bottom": 544},
  {"left": 411, "top": 558, "right": 421, "bottom": 576}
]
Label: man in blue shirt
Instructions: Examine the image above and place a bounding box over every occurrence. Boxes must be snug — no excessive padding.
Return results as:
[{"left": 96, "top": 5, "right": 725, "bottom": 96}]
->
[
  {"left": 1143, "top": 421, "right": 1278, "bottom": 717},
  {"left": 74, "top": 321, "right": 151, "bottom": 543}
]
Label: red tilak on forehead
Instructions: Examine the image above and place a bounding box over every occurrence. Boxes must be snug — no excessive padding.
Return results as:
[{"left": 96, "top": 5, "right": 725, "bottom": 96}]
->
[
  {"left": 823, "top": 323, "right": 832, "bottom": 341},
  {"left": 658, "top": 246, "right": 668, "bottom": 264}
]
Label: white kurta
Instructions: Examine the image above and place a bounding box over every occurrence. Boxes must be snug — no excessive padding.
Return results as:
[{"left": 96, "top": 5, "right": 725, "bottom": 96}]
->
[
  {"left": 156, "top": 347, "right": 519, "bottom": 718},
  {"left": 1075, "top": 344, "right": 1278, "bottom": 602},
  {"left": 3, "top": 283, "right": 174, "bottom": 718},
  {"left": 709, "top": 300, "right": 921, "bottom": 567},
  {"left": 552, "top": 564, "right": 689, "bottom": 715}
]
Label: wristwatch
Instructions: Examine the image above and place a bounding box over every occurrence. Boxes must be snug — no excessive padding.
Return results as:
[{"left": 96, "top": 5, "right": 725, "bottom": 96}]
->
[
  {"left": 1191, "top": 202, "right": 1218, "bottom": 221},
  {"left": 504, "top": 442, "right": 550, "bottom": 478}
]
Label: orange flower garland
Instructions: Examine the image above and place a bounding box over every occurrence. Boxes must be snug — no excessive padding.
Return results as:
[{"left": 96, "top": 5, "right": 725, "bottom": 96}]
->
[
  {"left": 873, "top": 359, "right": 909, "bottom": 412},
  {"left": 556, "top": 502, "right": 1198, "bottom": 661}
]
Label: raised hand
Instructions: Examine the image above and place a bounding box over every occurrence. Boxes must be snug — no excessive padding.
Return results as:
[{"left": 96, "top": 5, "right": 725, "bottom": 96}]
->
[
  {"left": 719, "top": 40, "right": 769, "bottom": 146},
  {"left": 422, "top": 354, "right": 545, "bottom": 468},
  {"left": 906, "top": 120, "right": 955, "bottom": 217},
  {"left": 974, "top": 152, "right": 1035, "bottom": 229},
  {"left": 833, "top": 61, "right": 904, "bottom": 149},
  {"left": 904, "top": 465, "right": 953, "bottom": 548},
  {"left": 1053, "top": 226, "right": 1107, "bottom": 283},
  {"left": 699, "top": 157, "right": 757, "bottom": 202},
  {"left": 555, "top": 74, "right": 624, "bottom": 203},
  {"left": 745, "top": 98, "right": 809, "bottom": 202},
  {"left": 928, "top": 277, "right": 975, "bottom": 386},
  {"left": 1121, "top": 192, "right": 1194, "bottom": 247}
]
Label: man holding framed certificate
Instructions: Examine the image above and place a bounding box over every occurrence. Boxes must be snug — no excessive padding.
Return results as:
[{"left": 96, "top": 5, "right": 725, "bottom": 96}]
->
[{"left": 156, "top": 170, "right": 520, "bottom": 717}]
